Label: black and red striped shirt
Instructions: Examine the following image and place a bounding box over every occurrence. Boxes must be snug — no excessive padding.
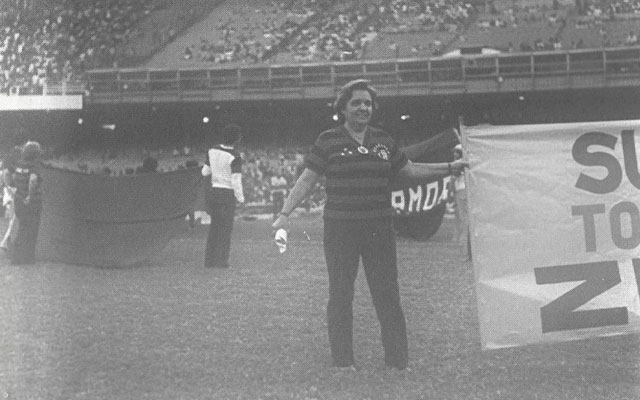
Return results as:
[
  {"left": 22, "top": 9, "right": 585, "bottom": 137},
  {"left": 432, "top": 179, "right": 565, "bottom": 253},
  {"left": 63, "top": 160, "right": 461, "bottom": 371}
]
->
[{"left": 305, "top": 125, "right": 408, "bottom": 219}]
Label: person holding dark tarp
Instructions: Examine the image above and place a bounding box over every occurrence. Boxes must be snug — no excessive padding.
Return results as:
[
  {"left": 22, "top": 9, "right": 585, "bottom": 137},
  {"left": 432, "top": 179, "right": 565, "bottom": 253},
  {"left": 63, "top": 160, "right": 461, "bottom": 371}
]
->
[
  {"left": 0, "top": 146, "right": 20, "bottom": 252},
  {"left": 272, "top": 79, "right": 468, "bottom": 371},
  {"left": 11, "top": 141, "right": 43, "bottom": 265},
  {"left": 201, "top": 124, "right": 244, "bottom": 269}
]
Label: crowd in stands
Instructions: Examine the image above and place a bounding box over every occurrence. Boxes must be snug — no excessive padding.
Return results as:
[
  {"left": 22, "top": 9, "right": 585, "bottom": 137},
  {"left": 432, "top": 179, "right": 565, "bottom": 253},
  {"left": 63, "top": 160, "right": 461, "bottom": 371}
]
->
[
  {"left": 1, "top": 0, "right": 640, "bottom": 93},
  {"left": 479, "top": 0, "right": 567, "bottom": 26},
  {"left": 240, "top": 147, "right": 325, "bottom": 207},
  {"left": 373, "top": 0, "right": 475, "bottom": 34},
  {"left": 280, "top": 0, "right": 477, "bottom": 62},
  {"left": 282, "top": 2, "right": 372, "bottom": 62},
  {"left": 578, "top": 0, "right": 640, "bottom": 18},
  {"left": 457, "top": 0, "right": 569, "bottom": 52},
  {"left": 0, "top": 0, "right": 166, "bottom": 95},
  {"left": 183, "top": 0, "right": 318, "bottom": 64},
  {"left": 611, "top": 0, "right": 640, "bottom": 15}
]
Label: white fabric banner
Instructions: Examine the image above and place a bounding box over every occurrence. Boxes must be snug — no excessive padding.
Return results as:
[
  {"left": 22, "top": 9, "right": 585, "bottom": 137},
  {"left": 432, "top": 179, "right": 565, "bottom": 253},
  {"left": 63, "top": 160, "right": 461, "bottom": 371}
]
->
[{"left": 463, "top": 120, "right": 640, "bottom": 350}]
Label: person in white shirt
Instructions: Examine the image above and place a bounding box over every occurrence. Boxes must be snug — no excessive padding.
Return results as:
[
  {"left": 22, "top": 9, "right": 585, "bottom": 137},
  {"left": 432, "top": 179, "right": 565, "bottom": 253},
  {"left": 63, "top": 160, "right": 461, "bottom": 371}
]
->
[
  {"left": 0, "top": 147, "right": 19, "bottom": 252},
  {"left": 201, "top": 124, "right": 244, "bottom": 269}
]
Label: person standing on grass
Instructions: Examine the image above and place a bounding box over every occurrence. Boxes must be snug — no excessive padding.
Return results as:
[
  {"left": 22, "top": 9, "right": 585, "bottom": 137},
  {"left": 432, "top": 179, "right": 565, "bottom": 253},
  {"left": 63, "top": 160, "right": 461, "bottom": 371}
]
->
[
  {"left": 0, "top": 146, "right": 20, "bottom": 253},
  {"left": 11, "top": 141, "right": 44, "bottom": 265},
  {"left": 201, "top": 123, "right": 244, "bottom": 269},
  {"left": 272, "top": 79, "right": 468, "bottom": 371}
]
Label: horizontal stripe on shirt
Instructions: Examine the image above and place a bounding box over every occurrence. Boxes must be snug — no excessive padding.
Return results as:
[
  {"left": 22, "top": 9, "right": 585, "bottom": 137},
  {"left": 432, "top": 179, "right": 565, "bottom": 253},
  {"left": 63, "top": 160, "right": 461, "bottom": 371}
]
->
[
  {"left": 324, "top": 208, "right": 394, "bottom": 220},
  {"left": 326, "top": 161, "right": 392, "bottom": 175},
  {"left": 325, "top": 177, "right": 388, "bottom": 188},
  {"left": 326, "top": 193, "right": 389, "bottom": 204},
  {"left": 305, "top": 125, "right": 407, "bottom": 220}
]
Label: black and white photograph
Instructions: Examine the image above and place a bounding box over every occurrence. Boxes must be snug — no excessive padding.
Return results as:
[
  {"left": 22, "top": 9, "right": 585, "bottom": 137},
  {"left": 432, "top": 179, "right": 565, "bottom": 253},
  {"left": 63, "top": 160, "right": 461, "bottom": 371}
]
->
[{"left": 0, "top": 0, "right": 639, "bottom": 398}]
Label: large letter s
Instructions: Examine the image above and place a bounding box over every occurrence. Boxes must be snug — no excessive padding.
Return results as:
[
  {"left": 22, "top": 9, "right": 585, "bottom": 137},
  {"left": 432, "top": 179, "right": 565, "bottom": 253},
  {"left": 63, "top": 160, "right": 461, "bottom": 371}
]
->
[{"left": 573, "top": 131, "right": 622, "bottom": 194}]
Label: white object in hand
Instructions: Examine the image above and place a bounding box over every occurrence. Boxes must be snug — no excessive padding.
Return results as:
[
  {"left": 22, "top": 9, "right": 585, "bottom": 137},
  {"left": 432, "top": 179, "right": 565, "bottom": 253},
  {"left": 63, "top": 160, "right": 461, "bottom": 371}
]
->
[{"left": 275, "top": 229, "right": 288, "bottom": 253}]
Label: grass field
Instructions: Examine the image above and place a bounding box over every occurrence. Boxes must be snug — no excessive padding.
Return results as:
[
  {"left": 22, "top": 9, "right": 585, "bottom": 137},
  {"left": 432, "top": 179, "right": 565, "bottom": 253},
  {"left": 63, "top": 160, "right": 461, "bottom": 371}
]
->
[{"left": 0, "top": 214, "right": 638, "bottom": 400}]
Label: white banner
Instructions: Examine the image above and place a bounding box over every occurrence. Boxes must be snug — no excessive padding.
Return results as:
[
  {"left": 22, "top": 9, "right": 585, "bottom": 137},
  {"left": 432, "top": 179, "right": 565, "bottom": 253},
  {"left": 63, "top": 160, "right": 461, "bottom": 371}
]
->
[
  {"left": 0, "top": 95, "right": 82, "bottom": 110},
  {"left": 464, "top": 120, "right": 640, "bottom": 350}
]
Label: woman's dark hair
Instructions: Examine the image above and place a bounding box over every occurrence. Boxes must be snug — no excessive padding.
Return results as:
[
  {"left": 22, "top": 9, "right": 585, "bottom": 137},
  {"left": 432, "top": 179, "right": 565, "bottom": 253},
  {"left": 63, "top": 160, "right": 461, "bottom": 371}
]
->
[{"left": 333, "top": 79, "right": 378, "bottom": 123}]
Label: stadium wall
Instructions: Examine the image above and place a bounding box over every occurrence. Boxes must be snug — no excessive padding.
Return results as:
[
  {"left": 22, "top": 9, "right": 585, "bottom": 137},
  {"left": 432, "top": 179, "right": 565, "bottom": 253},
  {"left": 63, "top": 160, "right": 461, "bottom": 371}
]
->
[{"left": 2, "top": 86, "right": 639, "bottom": 155}]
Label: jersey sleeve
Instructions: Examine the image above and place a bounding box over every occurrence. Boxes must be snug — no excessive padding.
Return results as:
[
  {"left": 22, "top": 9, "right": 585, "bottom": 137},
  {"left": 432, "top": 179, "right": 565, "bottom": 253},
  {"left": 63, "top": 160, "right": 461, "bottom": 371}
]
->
[{"left": 304, "top": 134, "right": 328, "bottom": 176}]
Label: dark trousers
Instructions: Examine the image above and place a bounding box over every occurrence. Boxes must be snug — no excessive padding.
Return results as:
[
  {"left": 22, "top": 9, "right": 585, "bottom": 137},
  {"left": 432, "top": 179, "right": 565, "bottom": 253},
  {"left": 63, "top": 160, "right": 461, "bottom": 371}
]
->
[
  {"left": 272, "top": 192, "right": 284, "bottom": 219},
  {"left": 11, "top": 201, "right": 41, "bottom": 265},
  {"left": 323, "top": 216, "right": 408, "bottom": 368},
  {"left": 205, "top": 188, "right": 236, "bottom": 268}
]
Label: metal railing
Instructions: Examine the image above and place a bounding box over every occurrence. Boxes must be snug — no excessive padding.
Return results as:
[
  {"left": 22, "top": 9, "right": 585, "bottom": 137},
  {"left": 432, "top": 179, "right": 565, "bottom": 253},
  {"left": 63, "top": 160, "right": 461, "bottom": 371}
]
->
[{"left": 79, "top": 46, "right": 639, "bottom": 100}]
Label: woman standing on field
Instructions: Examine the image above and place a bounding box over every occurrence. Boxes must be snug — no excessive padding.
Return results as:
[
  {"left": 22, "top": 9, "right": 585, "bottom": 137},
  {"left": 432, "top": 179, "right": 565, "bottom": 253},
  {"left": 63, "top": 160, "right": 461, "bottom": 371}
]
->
[{"left": 272, "top": 79, "right": 467, "bottom": 370}]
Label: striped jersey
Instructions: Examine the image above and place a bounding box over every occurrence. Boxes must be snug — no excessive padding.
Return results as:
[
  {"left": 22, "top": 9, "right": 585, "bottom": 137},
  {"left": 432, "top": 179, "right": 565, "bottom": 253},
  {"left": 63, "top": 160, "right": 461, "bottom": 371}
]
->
[{"left": 305, "top": 125, "right": 408, "bottom": 219}]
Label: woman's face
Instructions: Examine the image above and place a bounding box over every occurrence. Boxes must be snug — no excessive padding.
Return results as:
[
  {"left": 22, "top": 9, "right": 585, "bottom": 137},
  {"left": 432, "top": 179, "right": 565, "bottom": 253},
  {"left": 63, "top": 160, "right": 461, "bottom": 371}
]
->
[{"left": 343, "top": 89, "right": 373, "bottom": 129}]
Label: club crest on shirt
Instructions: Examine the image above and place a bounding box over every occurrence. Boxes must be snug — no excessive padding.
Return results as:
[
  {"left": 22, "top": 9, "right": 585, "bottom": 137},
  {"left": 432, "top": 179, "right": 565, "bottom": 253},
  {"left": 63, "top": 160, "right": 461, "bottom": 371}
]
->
[{"left": 372, "top": 143, "right": 390, "bottom": 160}]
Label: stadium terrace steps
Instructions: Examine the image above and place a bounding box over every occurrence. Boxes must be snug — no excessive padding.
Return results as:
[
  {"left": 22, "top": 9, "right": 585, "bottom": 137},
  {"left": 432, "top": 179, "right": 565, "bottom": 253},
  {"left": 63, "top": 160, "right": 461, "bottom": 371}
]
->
[
  {"left": 450, "top": 23, "right": 562, "bottom": 51},
  {"left": 361, "top": 32, "right": 457, "bottom": 59},
  {"left": 143, "top": 0, "right": 304, "bottom": 68}
]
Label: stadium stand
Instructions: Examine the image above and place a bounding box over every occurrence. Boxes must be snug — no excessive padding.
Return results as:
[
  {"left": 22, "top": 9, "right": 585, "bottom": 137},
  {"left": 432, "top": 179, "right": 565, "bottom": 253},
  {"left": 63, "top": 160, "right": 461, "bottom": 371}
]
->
[
  {"left": 359, "top": 0, "right": 476, "bottom": 58},
  {"left": 445, "top": 0, "right": 570, "bottom": 52},
  {"left": 272, "top": 0, "right": 372, "bottom": 63},
  {"left": 1, "top": 0, "right": 640, "bottom": 92},
  {"left": 0, "top": 0, "right": 168, "bottom": 95},
  {"left": 144, "top": 0, "right": 320, "bottom": 67},
  {"left": 0, "top": 0, "right": 230, "bottom": 94}
]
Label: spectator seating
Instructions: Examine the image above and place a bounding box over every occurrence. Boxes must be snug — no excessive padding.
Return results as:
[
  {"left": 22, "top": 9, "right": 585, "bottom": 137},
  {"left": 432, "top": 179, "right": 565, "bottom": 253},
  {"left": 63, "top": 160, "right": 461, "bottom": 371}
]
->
[
  {"left": 603, "top": 18, "right": 640, "bottom": 46},
  {"left": 1, "top": 0, "right": 640, "bottom": 93},
  {"left": 0, "top": 0, "right": 167, "bottom": 95},
  {"left": 361, "top": 31, "right": 457, "bottom": 59},
  {"left": 272, "top": 1, "right": 372, "bottom": 63},
  {"left": 451, "top": 23, "right": 562, "bottom": 51},
  {"left": 446, "top": 0, "right": 570, "bottom": 52},
  {"left": 561, "top": 18, "right": 609, "bottom": 48},
  {"left": 144, "top": 0, "right": 322, "bottom": 67}
]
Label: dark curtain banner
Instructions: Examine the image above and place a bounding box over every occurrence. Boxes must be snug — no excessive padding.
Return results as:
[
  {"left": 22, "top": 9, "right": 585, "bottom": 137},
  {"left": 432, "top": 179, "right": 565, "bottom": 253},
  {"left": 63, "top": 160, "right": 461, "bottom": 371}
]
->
[
  {"left": 37, "top": 166, "right": 203, "bottom": 266},
  {"left": 393, "top": 127, "right": 460, "bottom": 240}
]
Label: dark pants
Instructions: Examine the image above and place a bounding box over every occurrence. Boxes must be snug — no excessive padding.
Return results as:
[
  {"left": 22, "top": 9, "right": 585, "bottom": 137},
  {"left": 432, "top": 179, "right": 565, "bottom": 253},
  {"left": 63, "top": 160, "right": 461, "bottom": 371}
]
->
[
  {"left": 272, "top": 192, "right": 284, "bottom": 219},
  {"left": 323, "top": 216, "right": 408, "bottom": 369},
  {"left": 205, "top": 188, "right": 236, "bottom": 268},
  {"left": 11, "top": 201, "right": 41, "bottom": 265}
]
